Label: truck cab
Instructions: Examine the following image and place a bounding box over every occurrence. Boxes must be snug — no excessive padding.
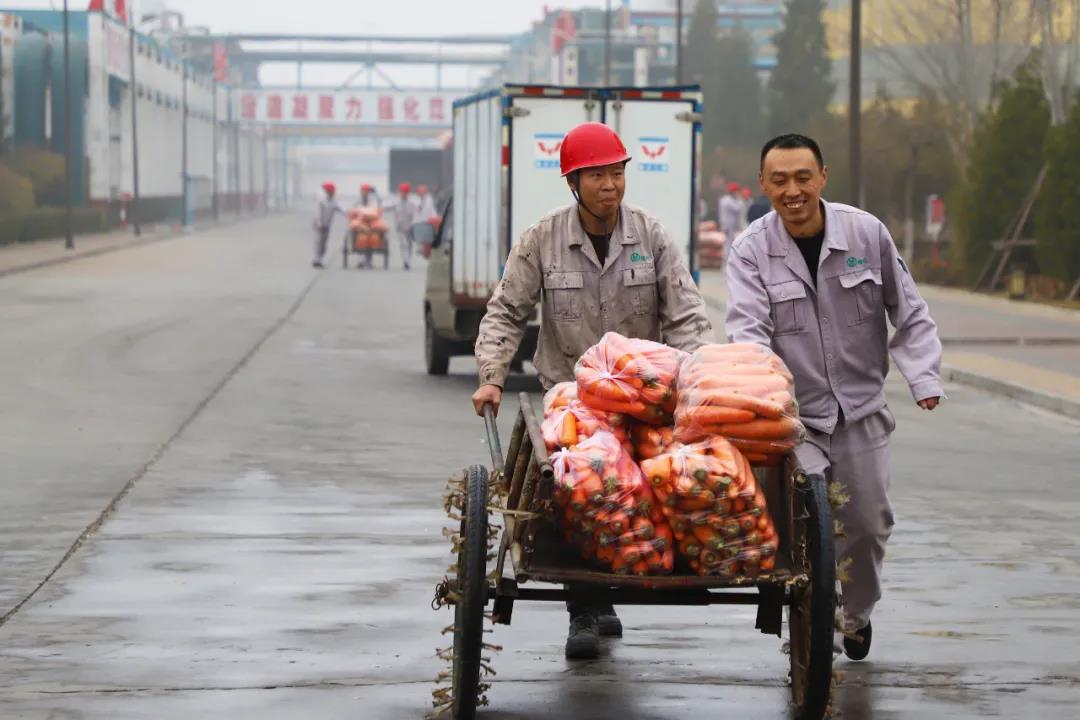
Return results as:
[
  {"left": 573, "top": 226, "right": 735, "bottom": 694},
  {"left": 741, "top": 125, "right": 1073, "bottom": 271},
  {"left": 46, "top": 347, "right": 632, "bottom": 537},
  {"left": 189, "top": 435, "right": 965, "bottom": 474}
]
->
[{"left": 423, "top": 193, "right": 539, "bottom": 375}]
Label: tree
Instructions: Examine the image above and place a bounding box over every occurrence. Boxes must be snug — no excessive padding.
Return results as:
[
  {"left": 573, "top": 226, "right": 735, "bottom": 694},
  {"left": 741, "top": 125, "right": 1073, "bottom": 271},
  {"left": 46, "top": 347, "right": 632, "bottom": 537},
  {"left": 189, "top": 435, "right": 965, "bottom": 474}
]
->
[
  {"left": 953, "top": 57, "right": 1050, "bottom": 282},
  {"left": 685, "top": 0, "right": 723, "bottom": 150},
  {"left": 711, "top": 30, "right": 765, "bottom": 148},
  {"left": 767, "top": 0, "right": 833, "bottom": 137},
  {"left": 1036, "top": 97, "right": 1080, "bottom": 282}
]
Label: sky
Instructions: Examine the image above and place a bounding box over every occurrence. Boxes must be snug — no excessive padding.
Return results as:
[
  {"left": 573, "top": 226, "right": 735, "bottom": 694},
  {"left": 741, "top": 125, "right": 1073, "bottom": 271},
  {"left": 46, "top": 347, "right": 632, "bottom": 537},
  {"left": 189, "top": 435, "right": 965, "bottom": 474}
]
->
[{"left": 7, "top": 0, "right": 633, "bottom": 87}]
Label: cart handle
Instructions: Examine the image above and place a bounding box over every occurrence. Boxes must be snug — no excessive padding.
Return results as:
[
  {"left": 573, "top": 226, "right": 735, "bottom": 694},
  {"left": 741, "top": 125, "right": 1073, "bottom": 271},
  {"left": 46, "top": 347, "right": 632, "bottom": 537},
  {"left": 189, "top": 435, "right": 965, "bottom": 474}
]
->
[{"left": 482, "top": 403, "right": 504, "bottom": 474}]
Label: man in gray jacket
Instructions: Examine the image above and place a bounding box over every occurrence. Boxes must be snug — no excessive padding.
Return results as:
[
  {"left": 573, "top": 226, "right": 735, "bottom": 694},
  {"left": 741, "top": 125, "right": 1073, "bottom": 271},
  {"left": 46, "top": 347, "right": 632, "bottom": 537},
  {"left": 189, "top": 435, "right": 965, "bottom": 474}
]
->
[
  {"left": 725, "top": 134, "right": 943, "bottom": 661},
  {"left": 472, "top": 122, "right": 712, "bottom": 660}
]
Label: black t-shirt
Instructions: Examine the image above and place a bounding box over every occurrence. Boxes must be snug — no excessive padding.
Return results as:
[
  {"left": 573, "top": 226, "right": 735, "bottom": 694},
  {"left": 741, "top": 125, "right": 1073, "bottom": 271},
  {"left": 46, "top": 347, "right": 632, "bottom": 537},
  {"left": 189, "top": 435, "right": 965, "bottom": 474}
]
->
[
  {"left": 586, "top": 231, "right": 610, "bottom": 266},
  {"left": 794, "top": 227, "right": 826, "bottom": 285}
]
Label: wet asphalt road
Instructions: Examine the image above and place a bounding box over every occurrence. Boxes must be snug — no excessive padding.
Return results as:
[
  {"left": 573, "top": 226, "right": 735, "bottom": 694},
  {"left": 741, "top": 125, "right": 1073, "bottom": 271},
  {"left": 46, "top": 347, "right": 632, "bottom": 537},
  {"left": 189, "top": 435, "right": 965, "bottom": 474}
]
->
[{"left": 1, "top": 213, "right": 1079, "bottom": 719}]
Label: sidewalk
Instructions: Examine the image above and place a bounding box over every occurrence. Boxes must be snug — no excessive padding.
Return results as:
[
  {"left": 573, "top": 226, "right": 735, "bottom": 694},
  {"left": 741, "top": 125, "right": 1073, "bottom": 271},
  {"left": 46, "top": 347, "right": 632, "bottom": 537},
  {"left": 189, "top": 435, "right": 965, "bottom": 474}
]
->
[
  {"left": 699, "top": 270, "right": 1080, "bottom": 420},
  {"left": 0, "top": 213, "right": 256, "bottom": 278}
]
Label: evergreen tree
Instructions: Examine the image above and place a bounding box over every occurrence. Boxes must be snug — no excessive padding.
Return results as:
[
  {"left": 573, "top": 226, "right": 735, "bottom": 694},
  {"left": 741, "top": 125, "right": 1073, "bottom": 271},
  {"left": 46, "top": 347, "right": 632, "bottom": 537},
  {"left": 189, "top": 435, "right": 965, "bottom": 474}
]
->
[
  {"left": 766, "top": 0, "right": 834, "bottom": 137},
  {"left": 685, "top": 0, "right": 723, "bottom": 152},
  {"left": 953, "top": 56, "right": 1050, "bottom": 282},
  {"left": 712, "top": 30, "right": 765, "bottom": 148},
  {"left": 1035, "top": 98, "right": 1080, "bottom": 283}
]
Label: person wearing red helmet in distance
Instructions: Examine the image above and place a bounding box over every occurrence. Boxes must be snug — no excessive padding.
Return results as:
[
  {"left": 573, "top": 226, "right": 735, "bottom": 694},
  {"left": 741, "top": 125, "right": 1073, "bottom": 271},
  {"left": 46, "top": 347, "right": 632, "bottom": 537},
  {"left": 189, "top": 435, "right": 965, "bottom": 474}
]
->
[
  {"left": 471, "top": 122, "right": 712, "bottom": 659},
  {"left": 718, "top": 180, "right": 744, "bottom": 244},
  {"left": 312, "top": 182, "right": 345, "bottom": 268},
  {"left": 393, "top": 182, "right": 419, "bottom": 270}
]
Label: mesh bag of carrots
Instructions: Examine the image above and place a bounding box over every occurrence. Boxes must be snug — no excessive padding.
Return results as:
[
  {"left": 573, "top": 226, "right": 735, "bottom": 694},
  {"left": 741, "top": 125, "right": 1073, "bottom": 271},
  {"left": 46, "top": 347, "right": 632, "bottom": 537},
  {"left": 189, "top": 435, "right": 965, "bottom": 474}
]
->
[
  {"left": 640, "top": 437, "right": 779, "bottom": 577},
  {"left": 575, "top": 332, "right": 688, "bottom": 425},
  {"left": 675, "top": 342, "right": 805, "bottom": 464},
  {"left": 543, "top": 382, "right": 632, "bottom": 454},
  {"left": 550, "top": 431, "right": 675, "bottom": 576}
]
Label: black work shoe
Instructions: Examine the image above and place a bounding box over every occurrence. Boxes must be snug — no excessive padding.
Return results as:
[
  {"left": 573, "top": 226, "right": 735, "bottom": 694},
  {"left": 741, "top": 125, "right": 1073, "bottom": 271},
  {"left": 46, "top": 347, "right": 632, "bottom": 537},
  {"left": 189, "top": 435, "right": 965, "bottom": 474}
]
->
[
  {"left": 843, "top": 620, "right": 872, "bottom": 661},
  {"left": 597, "top": 611, "right": 623, "bottom": 637},
  {"left": 565, "top": 613, "right": 600, "bottom": 660}
]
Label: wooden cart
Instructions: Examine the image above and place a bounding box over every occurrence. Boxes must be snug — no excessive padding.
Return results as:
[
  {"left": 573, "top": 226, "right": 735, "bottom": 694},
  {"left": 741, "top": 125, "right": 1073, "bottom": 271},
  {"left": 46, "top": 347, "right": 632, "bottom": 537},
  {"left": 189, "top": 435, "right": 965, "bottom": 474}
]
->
[{"left": 443, "top": 394, "right": 837, "bottom": 720}]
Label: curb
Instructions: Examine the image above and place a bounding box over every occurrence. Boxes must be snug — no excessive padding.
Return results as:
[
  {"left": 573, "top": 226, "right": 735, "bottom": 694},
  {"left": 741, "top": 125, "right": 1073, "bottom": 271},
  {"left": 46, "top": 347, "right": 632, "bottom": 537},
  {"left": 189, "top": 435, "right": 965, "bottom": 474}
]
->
[
  {"left": 0, "top": 213, "right": 270, "bottom": 280},
  {"left": 941, "top": 365, "right": 1080, "bottom": 421}
]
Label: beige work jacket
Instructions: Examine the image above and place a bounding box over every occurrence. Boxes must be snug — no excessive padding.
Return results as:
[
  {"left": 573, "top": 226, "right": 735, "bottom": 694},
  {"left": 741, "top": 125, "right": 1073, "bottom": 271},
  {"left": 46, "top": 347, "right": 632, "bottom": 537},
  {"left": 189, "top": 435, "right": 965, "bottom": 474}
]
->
[{"left": 476, "top": 203, "right": 712, "bottom": 389}]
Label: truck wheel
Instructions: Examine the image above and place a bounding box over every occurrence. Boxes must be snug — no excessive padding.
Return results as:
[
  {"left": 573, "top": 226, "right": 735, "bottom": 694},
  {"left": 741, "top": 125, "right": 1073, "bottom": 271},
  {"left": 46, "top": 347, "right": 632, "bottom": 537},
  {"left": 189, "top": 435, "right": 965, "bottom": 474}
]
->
[{"left": 425, "top": 310, "right": 451, "bottom": 376}]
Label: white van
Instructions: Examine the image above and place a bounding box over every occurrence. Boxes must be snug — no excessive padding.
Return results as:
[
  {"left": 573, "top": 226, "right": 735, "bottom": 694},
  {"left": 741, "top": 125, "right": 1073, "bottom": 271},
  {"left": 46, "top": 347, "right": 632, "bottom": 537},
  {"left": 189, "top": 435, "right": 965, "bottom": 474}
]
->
[{"left": 423, "top": 84, "right": 703, "bottom": 375}]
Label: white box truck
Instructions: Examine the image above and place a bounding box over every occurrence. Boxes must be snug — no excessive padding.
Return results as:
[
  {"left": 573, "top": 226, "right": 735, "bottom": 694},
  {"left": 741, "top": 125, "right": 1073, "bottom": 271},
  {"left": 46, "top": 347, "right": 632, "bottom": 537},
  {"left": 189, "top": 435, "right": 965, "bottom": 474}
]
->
[{"left": 422, "top": 84, "right": 702, "bottom": 375}]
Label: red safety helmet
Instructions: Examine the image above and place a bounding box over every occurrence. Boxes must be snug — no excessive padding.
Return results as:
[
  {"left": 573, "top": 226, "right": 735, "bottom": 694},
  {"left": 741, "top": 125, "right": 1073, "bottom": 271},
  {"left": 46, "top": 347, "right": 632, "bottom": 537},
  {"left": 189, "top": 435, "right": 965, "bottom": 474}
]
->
[
  {"left": 360, "top": 183, "right": 373, "bottom": 192},
  {"left": 322, "top": 182, "right": 336, "bottom": 195},
  {"left": 417, "top": 184, "right": 428, "bottom": 194},
  {"left": 727, "top": 181, "right": 740, "bottom": 193},
  {"left": 741, "top": 186, "right": 753, "bottom": 199},
  {"left": 560, "top": 122, "right": 632, "bottom": 177},
  {"left": 399, "top": 182, "right": 411, "bottom": 194}
]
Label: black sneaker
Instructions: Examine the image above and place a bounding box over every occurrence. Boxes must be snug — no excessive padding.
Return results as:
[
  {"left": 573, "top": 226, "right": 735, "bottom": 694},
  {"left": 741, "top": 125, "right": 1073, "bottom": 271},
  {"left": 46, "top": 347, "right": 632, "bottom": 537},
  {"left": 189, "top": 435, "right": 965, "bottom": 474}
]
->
[
  {"left": 843, "top": 620, "right": 872, "bottom": 661},
  {"left": 565, "top": 613, "right": 600, "bottom": 660},
  {"left": 597, "top": 611, "right": 623, "bottom": 637}
]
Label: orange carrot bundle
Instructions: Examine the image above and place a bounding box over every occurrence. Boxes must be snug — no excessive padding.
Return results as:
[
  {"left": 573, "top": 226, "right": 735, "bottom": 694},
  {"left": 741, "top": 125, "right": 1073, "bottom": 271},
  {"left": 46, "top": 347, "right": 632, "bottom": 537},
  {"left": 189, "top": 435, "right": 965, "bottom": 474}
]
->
[
  {"left": 630, "top": 423, "right": 675, "bottom": 461},
  {"left": 638, "top": 437, "right": 780, "bottom": 578},
  {"left": 575, "top": 332, "right": 688, "bottom": 426},
  {"left": 674, "top": 343, "right": 804, "bottom": 462},
  {"left": 541, "top": 400, "right": 608, "bottom": 452},
  {"left": 551, "top": 432, "right": 675, "bottom": 576},
  {"left": 543, "top": 382, "right": 579, "bottom": 413}
]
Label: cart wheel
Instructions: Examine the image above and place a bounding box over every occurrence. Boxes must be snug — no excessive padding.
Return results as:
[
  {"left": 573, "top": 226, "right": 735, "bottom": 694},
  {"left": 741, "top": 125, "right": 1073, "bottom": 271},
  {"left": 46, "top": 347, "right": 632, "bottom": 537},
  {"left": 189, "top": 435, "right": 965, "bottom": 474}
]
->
[
  {"left": 425, "top": 310, "right": 451, "bottom": 376},
  {"left": 789, "top": 474, "right": 835, "bottom": 720},
  {"left": 452, "top": 464, "right": 489, "bottom": 720}
]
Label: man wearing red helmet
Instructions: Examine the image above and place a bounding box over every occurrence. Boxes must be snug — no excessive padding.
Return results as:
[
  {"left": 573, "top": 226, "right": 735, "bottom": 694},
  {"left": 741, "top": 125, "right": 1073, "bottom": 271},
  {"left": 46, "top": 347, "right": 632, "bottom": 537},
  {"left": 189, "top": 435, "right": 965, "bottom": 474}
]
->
[
  {"left": 393, "top": 182, "right": 419, "bottom": 270},
  {"left": 472, "top": 121, "right": 712, "bottom": 660},
  {"left": 313, "top": 182, "right": 344, "bottom": 268},
  {"left": 718, "top": 180, "right": 744, "bottom": 245}
]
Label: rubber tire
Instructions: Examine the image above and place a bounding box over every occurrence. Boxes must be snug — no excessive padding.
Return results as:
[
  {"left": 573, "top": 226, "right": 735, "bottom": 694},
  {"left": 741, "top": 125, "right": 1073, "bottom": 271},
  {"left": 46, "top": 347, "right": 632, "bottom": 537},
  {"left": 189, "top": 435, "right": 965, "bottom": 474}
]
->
[
  {"left": 425, "top": 310, "right": 451, "bottom": 376},
  {"left": 451, "top": 465, "right": 489, "bottom": 720},
  {"left": 789, "top": 475, "right": 836, "bottom": 720}
]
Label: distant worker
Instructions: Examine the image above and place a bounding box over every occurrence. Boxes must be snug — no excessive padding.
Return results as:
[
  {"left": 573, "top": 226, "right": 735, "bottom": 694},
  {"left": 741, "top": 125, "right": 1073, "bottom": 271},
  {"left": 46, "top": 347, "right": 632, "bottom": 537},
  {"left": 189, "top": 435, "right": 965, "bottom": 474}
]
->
[
  {"left": 357, "top": 182, "right": 381, "bottom": 210},
  {"left": 416, "top": 184, "right": 437, "bottom": 220},
  {"left": 471, "top": 122, "right": 712, "bottom": 661},
  {"left": 393, "top": 182, "right": 418, "bottom": 270},
  {"left": 718, "top": 181, "right": 744, "bottom": 241},
  {"left": 739, "top": 186, "right": 754, "bottom": 230},
  {"left": 312, "top": 182, "right": 345, "bottom": 269},
  {"left": 745, "top": 190, "right": 773, "bottom": 225}
]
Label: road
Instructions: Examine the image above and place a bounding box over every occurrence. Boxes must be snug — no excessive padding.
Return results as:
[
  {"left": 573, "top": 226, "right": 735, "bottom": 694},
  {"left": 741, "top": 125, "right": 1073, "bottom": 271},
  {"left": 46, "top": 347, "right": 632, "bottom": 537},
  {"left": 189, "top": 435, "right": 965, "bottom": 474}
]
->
[{"left": 1, "top": 212, "right": 1079, "bottom": 719}]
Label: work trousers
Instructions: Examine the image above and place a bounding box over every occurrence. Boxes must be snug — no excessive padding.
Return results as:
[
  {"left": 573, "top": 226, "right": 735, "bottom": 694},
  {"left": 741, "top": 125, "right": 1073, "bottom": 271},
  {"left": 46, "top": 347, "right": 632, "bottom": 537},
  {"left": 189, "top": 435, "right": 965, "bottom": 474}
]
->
[
  {"left": 312, "top": 226, "right": 330, "bottom": 264},
  {"left": 794, "top": 406, "right": 896, "bottom": 630},
  {"left": 397, "top": 227, "right": 413, "bottom": 268}
]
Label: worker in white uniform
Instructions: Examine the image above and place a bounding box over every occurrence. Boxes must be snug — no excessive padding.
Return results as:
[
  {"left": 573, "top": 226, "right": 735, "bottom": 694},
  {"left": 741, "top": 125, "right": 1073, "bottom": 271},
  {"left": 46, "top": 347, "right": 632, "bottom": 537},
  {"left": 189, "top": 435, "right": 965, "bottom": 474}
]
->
[
  {"left": 312, "top": 182, "right": 344, "bottom": 268},
  {"left": 725, "top": 133, "right": 944, "bottom": 661},
  {"left": 718, "top": 181, "right": 744, "bottom": 243},
  {"left": 393, "top": 182, "right": 418, "bottom": 270}
]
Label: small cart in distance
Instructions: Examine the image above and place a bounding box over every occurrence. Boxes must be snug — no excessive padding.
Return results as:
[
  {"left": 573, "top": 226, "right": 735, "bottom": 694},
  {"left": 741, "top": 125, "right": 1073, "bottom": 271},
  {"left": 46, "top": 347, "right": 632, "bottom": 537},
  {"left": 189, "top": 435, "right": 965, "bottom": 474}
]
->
[{"left": 444, "top": 394, "right": 837, "bottom": 720}]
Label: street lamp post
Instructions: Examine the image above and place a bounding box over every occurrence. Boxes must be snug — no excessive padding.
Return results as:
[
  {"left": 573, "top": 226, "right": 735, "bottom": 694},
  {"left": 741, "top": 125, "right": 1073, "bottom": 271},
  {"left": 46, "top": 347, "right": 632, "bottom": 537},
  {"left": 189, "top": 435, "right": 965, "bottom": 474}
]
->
[
  {"left": 62, "top": 0, "right": 73, "bottom": 249},
  {"left": 181, "top": 43, "right": 190, "bottom": 228},
  {"left": 604, "top": 0, "right": 612, "bottom": 85},
  {"left": 675, "top": 0, "right": 683, "bottom": 84},
  {"left": 128, "top": 23, "right": 141, "bottom": 236},
  {"left": 849, "top": 0, "right": 862, "bottom": 207}
]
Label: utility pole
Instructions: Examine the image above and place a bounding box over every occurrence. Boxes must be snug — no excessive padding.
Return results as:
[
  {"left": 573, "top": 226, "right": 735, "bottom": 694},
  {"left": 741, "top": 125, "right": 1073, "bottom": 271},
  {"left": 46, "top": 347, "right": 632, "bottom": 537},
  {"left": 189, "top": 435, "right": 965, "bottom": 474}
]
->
[
  {"left": 62, "top": 0, "right": 74, "bottom": 249},
  {"left": 212, "top": 79, "right": 219, "bottom": 221},
  {"left": 849, "top": 0, "right": 863, "bottom": 207},
  {"left": 604, "top": 0, "right": 612, "bottom": 85},
  {"left": 675, "top": 0, "right": 683, "bottom": 84},
  {"left": 181, "top": 41, "right": 190, "bottom": 228},
  {"left": 128, "top": 22, "right": 141, "bottom": 235}
]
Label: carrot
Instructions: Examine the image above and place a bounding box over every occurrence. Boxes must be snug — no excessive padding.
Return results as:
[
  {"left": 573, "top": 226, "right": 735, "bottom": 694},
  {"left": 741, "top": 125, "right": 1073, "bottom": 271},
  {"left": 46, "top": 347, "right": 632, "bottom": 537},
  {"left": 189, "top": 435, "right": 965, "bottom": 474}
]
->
[
  {"left": 653, "top": 524, "right": 674, "bottom": 552},
  {"left": 720, "top": 416, "right": 802, "bottom": 441},
  {"left": 632, "top": 516, "right": 655, "bottom": 541},
  {"left": 727, "top": 437, "right": 796, "bottom": 455},
  {"left": 685, "top": 393, "right": 785, "bottom": 419},
  {"left": 559, "top": 413, "right": 579, "bottom": 447},
  {"left": 595, "top": 544, "right": 616, "bottom": 564},
  {"left": 680, "top": 405, "right": 758, "bottom": 425},
  {"left": 578, "top": 391, "right": 648, "bottom": 416},
  {"left": 684, "top": 374, "right": 790, "bottom": 393}
]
